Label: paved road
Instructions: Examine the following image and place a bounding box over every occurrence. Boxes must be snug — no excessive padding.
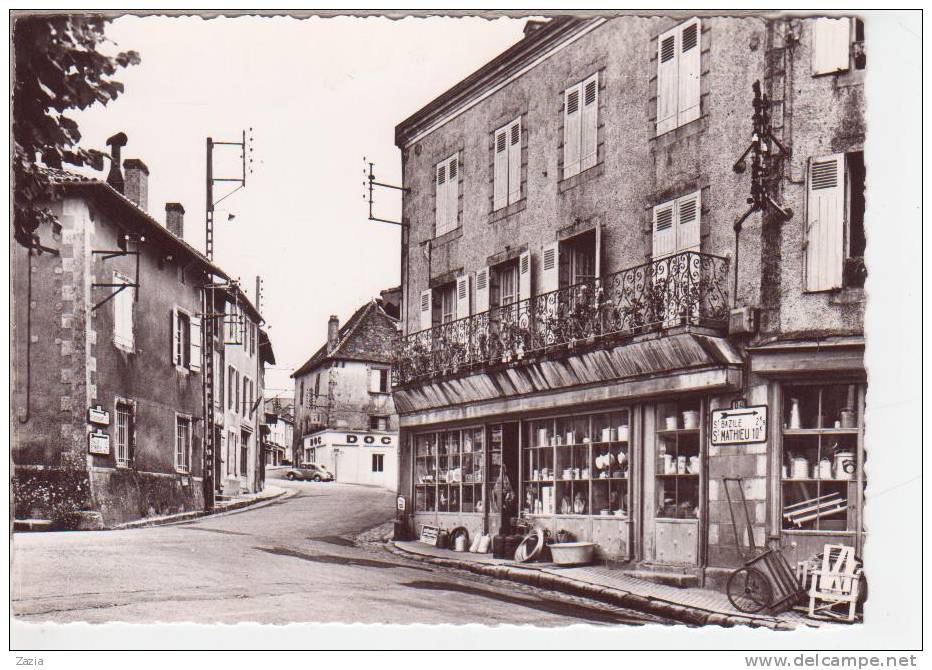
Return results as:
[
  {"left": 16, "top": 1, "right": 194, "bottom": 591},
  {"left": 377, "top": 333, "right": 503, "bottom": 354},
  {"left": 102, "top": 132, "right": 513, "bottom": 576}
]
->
[{"left": 12, "top": 472, "right": 663, "bottom": 626}]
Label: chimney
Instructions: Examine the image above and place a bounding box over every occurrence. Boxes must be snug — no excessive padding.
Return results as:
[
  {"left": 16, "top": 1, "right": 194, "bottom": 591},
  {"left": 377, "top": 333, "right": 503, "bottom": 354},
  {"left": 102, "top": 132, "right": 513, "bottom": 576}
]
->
[
  {"left": 327, "top": 315, "right": 340, "bottom": 353},
  {"left": 165, "top": 203, "right": 185, "bottom": 239},
  {"left": 523, "top": 19, "right": 548, "bottom": 38},
  {"left": 105, "top": 132, "right": 128, "bottom": 193},
  {"left": 123, "top": 159, "right": 149, "bottom": 211}
]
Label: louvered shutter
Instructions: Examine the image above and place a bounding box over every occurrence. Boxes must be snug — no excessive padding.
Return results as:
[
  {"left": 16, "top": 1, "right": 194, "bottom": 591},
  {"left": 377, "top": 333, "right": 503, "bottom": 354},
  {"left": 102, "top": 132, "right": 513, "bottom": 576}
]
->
[
  {"left": 493, "top": 128, "right": 508, "bottom": 211},
  {"left": 446, "top": 154, "right": 459, "bottom": 232},
  {"left": 369, "top": 366, "right": 380, "bottom": 393},
  {"left": 435, "top": 162, "right": 446, "bottom": 235},
  {"left": 594, "top": 223, "right": 602, "bottom": 278},
  {"left": 507, "top": 119, "right": 522, "bottom": 205},
  {"left": 581, "top": 74, "right": 599, "bottom": 172},
  {"left": 190, "top": 314, "right": 202, "bottom": 372},
  {"left": 455, "top": 274, "right": 471, "bottom": 319},
  {"left": 518, "top": 250, "right": 532, "bottom": 301},
  {"left": 540, "top": 242, "right": 560, "bottom": 294},
  {"left": 419, "top": 288, "right": 433, "bottom": 331},
  {"left": 171, "top": 307, "right": 179, "bottom": 364},
  {"left": 676, "top": 190, "right": 701, "bottom": 252},
  {"left": 805, "top": 155, "right": 845, "bottom": 291},
  {"left": 812, "top": 17, "right": 851, "bottom": 75},
  {"left": 563, "top": 84, "right": 581, "bottom": 179},
  {"left": 475, "top": 267, "right": 490, "bottom": 313},
  {"left": 678, "top": 19, "right": 701, "bottom": 126},
  {"left": 656, "top": 26, "right": 679, "bottom": 135},
  {"left": 652, "top": 200, "right": 677, "bottom": 259}
]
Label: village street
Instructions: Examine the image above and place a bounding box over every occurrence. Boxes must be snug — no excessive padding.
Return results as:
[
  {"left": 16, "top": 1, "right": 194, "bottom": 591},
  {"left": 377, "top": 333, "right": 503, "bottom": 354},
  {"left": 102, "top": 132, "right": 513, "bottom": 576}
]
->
[{"left": 11, "top": 473, "right": 660, "bottom": 627}]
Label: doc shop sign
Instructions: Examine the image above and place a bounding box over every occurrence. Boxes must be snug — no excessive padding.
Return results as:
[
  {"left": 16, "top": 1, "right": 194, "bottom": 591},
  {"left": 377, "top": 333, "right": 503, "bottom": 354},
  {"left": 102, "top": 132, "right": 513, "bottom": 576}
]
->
[{"left": 344, "top": 433, "right": 396, "bottom": 447}]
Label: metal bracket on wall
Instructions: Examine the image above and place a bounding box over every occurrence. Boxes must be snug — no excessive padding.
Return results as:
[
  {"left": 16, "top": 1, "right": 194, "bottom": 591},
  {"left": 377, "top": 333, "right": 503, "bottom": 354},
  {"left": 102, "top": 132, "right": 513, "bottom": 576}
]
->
[
  {"left": 90, "top": 246, "right": 141, "bottom": 311},
  {"left": 363, "top": 158, "right": 409, "bottom": 227}
]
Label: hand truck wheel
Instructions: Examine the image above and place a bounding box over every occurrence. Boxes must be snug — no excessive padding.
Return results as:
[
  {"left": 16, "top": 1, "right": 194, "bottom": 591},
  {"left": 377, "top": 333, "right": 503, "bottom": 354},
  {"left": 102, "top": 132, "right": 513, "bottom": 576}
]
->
[{"left": 727, "top": 566, "right": 773, "bottom": 613}]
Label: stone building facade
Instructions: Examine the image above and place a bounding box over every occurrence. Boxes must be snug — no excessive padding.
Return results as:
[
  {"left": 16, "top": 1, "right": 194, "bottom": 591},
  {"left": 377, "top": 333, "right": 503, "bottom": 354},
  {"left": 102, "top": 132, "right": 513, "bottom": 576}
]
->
[
  {"left": 392, "top": 15, "right": 865, "bottom": 589},
  {"left": 11, "top": 157, "right": 225, "bottom": 527}
]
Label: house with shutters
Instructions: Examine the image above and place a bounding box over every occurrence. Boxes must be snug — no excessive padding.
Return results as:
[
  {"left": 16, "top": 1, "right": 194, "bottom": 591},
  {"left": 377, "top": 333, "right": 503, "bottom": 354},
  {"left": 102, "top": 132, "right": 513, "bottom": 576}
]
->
[
  {"left": 392, "top": 15, "right": 865, "bottom": 591},
  {"left": 11, "top": 139, "right": 229, "bottom": 528},
  {"left": 290, "top": 296, "right": 400, "bottom": 488}
]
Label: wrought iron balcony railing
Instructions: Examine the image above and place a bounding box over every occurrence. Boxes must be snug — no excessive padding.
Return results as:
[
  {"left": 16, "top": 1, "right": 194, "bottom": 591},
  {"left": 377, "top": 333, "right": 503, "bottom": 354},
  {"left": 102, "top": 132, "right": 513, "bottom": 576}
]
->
[{"left": 394, "top": 250, "right": 729, "bottom": 386}]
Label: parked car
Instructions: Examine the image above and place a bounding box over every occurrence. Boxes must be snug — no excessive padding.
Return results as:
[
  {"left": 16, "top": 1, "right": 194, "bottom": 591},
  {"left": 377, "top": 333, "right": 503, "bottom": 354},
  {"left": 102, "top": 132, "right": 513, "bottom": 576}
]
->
[{"left": 284, "top": 463, "right": 334, "bottom": 482}]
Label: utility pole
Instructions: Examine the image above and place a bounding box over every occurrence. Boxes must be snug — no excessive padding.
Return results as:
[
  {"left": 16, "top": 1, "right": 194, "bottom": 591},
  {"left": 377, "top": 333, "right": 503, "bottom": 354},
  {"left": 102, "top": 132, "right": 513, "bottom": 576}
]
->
[{"left": 201, "top": 129, "right": 253, "bottom": 510}]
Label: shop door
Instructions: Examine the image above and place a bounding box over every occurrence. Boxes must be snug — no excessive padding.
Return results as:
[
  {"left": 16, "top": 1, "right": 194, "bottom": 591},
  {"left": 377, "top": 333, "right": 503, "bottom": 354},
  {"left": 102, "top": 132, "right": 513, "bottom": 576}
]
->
[
  {"left": 489, "top": 423, "right": 519, "bottom": 535},
  {"left": 641, "top": 399, "right": 704, "bottom": 567}
]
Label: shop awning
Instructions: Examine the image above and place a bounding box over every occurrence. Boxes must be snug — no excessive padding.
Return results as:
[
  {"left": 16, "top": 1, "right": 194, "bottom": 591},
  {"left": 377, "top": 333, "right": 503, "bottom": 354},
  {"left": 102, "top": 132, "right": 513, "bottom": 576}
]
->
[
  {"left": 395, "top": 332, "right": 742, "bottom": 427},
  {"left": 747, "top": 336, "right": 864, "bottom": 378}
]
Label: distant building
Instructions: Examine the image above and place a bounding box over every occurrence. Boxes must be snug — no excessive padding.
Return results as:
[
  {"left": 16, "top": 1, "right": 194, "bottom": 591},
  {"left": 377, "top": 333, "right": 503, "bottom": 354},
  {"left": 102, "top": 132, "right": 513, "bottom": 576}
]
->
[
  {"left": 264, "top": 404, "right": 294, "bottom": 466},
  {"left": 291, "top": 297, "right": 400, "bottom": 488},
  {"left": 218, "top": 286, "right": 269, "bottom": 496}
]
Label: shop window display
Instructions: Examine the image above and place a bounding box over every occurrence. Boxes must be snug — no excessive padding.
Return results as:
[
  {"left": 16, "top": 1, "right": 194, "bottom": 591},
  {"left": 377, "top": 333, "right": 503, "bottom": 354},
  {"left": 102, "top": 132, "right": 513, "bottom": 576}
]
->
[
  {"left": 414, "top": 428, "right": 485, "bottom": 513},
  {"left": 522, "top": 409, "right": 631, "bottom": 518},
  {"left": 655, "top": 399, "right": 701, "bottom": 519},
  {"left": 781, "top": 384, "right": 865, "bottom": 532}
]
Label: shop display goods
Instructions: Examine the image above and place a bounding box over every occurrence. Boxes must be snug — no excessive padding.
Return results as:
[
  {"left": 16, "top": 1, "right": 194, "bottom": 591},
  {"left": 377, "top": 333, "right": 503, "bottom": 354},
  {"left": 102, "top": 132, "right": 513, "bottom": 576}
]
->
[{"left": 514, "top": 528, "right": 546, "bottom": 563}]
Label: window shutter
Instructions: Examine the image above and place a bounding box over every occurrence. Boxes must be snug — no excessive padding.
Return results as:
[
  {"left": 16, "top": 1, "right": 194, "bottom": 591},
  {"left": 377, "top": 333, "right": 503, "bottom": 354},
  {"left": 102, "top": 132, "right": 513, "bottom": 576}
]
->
[
  {"left": 805, "top": 154, "right": 845, "bottom": 291},
  {"left": 652, "top": 200, "right": 677, "bottom": 259},
  {"left": 419, "top": 288, "right": 433, "bottom": 331},
  {"left": 676, "top": 190, "right": 701, "bottom": 252},
  {"left": 475, "top": 267, "right": 490, "bottom": 313},
  {"left": 435, "top": 162, "right": 446, "bottom": 235},
  {"left": 563, "top": 84, "right": 582, "bottom": 178},
  {"left": 678, "top": 19, "right": 701, "bottom": 126},
  {"left": 190, "top": 314, "right": 202, "bottom": 372},
  {"left": 518, "top": 250, "right": 532, "bottom": 301},
  {"left": 369, "top": 367, "right": 380, "bottom": 393},
  {"left": 581, "top": 74, "right": 599, "bottom": 171},
  {"left": 812, "top": 17, "right": 851, "bottom": 75},
  {"left": 507, "top": 119, "right": 522, "bottom": 205},
  {"left": 171, "top": 307, "right": 179, "bottom": 364},
  {"left": 540, "top": 241, "right": 560, "bottom": 294},
  {"left": 594, "top": 223, "right": 602, "bottom": 278},
  {"left": 446, "top": 154, "right": 459, "bottom": 233},
  {"left": 493, "top": 128, "right": 508, "bottom": 211},
  {"left": 656, "top": 26, "right": 679, "bottom": 135},
  {"left": 455, "top": 274, "right": 471, "bottom": 319}
]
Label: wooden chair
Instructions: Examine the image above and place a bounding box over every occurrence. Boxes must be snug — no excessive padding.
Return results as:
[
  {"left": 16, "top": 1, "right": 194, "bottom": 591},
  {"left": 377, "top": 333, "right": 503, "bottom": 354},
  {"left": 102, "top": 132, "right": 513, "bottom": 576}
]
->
[{"left": 807, "top": 544, "right": 862, "bottom": 622}]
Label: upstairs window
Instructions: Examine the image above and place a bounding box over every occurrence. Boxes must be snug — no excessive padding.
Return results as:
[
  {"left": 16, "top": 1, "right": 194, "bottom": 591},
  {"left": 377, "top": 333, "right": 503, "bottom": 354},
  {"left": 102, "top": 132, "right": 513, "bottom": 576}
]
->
[
  {"left": 540, "top": 228, "right": 601, "bottom": 294},
  {"left": 370, "top": 367, "right": 390, "bottom": 394},
  {"left": 418, "top": 282, "right": 458, "bottom": 331},
  {"left": 493, "top": 117, "right": 522, "bottom": 210},
  {"left": 804, "top": 152, "right": 866, "bottom": 291},
  {"left": 173, "top": 310, "right": 191, "bottom": 369},
  {"left": 656, "top": 18, "right": 701, "bottom": 136},
  {"left": 652, "top": 191, "right": 701, "bottom": 259},
  {"left": 812, "top": 17, "right": 865, "bottom": 75},
  {"left": 563, "top": 73, "right": 599, "bottom": 179},
  {"left": 113, "top": 272, "right": 135, "bottom": 351},
  {"left": 435, "top": 152, "right": 460, "bottom": 236},
  {"left": 370, "top": 415, "right": 389, "bottom": 431}
]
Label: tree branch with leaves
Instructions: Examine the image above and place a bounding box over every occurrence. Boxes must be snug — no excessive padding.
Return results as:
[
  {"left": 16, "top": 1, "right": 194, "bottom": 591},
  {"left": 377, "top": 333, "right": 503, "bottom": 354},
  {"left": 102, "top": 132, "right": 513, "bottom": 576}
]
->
[{"left": 12, "top": 14, "right": 139, "bottom": 247}]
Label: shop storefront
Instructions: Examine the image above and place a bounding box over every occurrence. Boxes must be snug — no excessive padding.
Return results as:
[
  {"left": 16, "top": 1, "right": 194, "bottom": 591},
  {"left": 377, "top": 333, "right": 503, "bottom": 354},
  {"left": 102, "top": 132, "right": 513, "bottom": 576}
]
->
[{"left": 398, "top": 337, "right": 867, "bottom": 586}]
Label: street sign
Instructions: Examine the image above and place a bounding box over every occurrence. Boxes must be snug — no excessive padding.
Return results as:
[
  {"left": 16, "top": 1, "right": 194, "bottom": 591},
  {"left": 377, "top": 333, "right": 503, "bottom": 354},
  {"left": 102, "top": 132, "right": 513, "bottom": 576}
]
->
[
  {"left": 88, "top": 430, "right": 111, "bottom": 455},
  {"left": 419, "top": 524, "right": 440, "bottom": 546},
  {"left": 710, "top": 405, "right": 768, "bottom": 446},
  {"left": 87, "top": 405, "right": 110, "bottom": 426}
]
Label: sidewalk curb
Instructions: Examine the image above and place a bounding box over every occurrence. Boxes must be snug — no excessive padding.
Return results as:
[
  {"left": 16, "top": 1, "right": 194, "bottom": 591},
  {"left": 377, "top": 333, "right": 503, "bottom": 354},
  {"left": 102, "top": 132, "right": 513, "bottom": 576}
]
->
[
  {"left": 385, "top": 541, "right": 795, "bottom": 631},
  {"left": 112, "top": 487, "right": 293, "bottom": 530}
]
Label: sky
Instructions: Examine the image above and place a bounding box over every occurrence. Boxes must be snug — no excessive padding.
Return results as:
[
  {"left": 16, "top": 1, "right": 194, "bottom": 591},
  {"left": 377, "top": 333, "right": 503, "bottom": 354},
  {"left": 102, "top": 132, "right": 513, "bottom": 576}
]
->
[{"left": 70, "top": 13, "right": 529, "bottom": 399}]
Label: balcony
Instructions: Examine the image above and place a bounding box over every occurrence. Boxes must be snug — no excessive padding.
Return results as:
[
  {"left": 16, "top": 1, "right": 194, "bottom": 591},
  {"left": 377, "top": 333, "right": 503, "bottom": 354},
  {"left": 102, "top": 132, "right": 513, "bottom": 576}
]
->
[{"left": 394, "top": 251, "right": 730, "bottom": 387}]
